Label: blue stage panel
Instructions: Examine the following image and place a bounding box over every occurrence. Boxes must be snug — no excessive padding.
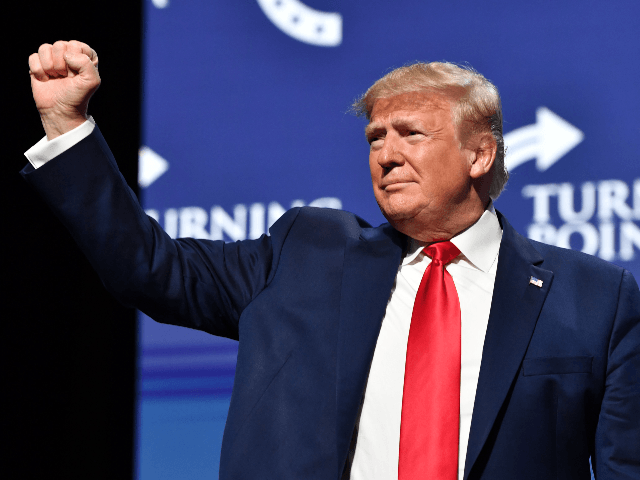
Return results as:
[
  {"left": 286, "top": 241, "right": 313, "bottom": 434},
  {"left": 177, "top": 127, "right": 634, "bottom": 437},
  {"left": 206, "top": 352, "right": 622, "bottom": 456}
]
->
[{"left": 136, "top": 0, "right": 639, "bottom": 478}]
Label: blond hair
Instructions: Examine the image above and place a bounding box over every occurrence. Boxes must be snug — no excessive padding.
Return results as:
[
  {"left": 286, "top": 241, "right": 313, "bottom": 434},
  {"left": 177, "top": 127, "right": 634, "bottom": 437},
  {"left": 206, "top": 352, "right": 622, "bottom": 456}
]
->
[{"left": 352, "top": 62, "right": 508, "bottom": 200}]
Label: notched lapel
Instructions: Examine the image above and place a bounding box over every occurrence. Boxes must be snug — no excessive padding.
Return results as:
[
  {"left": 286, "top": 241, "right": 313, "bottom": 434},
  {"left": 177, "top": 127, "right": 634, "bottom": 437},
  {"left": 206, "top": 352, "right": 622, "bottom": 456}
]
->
[
  {"left": 464, "top": 213, "right": 554, "bottom": 480},
  {"left": 335, "top": 224, "right": 404, "bottom": 475}
]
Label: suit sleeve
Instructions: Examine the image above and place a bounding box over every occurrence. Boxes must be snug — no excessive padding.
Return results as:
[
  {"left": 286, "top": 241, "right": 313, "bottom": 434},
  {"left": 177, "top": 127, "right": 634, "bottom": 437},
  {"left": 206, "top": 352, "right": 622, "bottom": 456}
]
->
[
  {"left": 20, "top": 125, "right": 299, "bottom": 340},
  {"left": 594, "top": 269, "right": 640, "bottom": 479}
]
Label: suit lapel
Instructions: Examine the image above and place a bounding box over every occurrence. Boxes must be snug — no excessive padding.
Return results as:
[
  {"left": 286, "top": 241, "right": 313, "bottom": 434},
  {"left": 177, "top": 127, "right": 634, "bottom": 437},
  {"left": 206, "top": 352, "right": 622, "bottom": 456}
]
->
[
  {"left": 463, "top": 212, "right": 554, "bottom": 479},
  {"left": 335, "top": 223, "right": 405, "bottom": 475}
]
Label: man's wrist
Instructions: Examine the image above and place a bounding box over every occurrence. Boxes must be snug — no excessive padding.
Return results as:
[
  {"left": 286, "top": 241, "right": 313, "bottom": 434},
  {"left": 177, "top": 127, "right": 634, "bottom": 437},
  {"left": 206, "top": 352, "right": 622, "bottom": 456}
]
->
[
  {"left": 40, "top": 111, "right": 88, "bottom": 140},
  {"left": 25, "top": 116, "right": 96, "bottom": 169}
]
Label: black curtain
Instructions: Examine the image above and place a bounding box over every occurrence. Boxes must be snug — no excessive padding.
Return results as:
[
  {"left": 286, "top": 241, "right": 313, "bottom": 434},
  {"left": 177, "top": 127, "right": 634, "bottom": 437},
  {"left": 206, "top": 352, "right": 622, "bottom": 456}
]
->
[{"left": 4, "top": 1, "right": 142, "bottom": 478}]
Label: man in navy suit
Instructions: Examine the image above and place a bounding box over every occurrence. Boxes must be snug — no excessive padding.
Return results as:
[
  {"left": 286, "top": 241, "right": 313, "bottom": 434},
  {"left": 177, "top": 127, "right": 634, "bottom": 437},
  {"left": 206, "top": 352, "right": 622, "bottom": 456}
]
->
[{"left": 24, "top": 41, "right": 640, "bottom": 479}]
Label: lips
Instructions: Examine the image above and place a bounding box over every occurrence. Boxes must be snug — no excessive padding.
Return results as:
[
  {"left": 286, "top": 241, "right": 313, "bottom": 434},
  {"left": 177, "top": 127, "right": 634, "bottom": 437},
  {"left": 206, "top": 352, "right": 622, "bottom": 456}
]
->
[{"left": 381, "top": 180, "right": 414, "bottom": 190}]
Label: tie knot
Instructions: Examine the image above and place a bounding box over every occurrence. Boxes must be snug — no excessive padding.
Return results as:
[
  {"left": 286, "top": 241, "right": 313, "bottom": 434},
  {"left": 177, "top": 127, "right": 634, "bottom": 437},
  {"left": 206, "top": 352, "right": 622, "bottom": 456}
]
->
[{"left": 424, "top": 241, "right": 460, "bottom": 266}]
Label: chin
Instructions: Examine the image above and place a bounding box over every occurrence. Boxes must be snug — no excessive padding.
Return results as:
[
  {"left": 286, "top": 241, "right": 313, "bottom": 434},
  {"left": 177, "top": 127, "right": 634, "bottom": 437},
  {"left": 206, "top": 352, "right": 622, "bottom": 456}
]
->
[{"left": 377, "top": 203, "right": 420, "bottom": 226}]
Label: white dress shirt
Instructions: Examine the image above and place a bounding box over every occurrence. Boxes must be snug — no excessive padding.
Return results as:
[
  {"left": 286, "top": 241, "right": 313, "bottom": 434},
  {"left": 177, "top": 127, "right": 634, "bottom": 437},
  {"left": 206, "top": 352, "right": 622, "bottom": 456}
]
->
[
  {"left": 24, "top": 116, "right": 96, "bottom": 169},
  {"left": 25, "top": 119, "right": 503, "bottom": 480},
  {"left": 351, "top": 206, "right": 502, "bottom": 480}
]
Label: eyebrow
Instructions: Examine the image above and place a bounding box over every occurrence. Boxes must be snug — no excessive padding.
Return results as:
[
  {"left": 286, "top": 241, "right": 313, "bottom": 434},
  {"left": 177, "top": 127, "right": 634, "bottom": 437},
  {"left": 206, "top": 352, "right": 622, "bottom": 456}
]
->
[
  {"left": 365, "top": 118, "right": 424, "bottom": 137},
  {"left": 364, "top": 122, "right": 384, "bottom": 138}
]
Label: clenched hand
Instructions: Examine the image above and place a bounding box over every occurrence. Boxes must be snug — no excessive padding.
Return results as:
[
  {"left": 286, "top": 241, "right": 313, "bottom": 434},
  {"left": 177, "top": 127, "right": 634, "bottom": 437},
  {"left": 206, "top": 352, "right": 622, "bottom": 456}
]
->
[{"left": 29, "top": 40, "right": 100, "bottom": 140}]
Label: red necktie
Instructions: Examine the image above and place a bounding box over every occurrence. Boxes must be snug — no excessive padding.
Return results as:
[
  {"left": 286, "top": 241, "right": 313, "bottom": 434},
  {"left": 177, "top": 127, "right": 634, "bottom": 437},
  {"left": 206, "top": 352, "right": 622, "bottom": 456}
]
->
[{"left": 399, "top": 241, "right": 461, "bottom": 480}]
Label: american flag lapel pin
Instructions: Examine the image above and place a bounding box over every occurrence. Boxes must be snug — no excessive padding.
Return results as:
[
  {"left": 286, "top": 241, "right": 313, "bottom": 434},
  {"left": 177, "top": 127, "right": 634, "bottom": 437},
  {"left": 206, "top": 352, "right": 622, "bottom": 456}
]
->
[{"left": 529, "top": 276, "right": 543, "bottom": 288}]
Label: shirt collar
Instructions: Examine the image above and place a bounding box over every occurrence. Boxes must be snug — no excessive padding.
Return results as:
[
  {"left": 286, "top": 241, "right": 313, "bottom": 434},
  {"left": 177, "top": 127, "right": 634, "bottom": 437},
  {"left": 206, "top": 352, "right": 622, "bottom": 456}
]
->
[{"left": 402, "top": 202, "right": 502, "bottom": 273}]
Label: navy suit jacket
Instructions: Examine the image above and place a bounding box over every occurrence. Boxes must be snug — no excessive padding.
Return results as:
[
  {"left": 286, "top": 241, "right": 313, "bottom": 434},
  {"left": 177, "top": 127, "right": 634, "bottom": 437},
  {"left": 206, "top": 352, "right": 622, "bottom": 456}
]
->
[{"left": 22, "top": 126, "right": 640, "bottom": 479}]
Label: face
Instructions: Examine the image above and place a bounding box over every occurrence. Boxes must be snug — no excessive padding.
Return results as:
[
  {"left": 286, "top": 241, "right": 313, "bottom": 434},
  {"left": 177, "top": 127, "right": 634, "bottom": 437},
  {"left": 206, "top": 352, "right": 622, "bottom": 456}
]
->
[{"left": 366, "top": 92, "right": 482, "bottom": 242}]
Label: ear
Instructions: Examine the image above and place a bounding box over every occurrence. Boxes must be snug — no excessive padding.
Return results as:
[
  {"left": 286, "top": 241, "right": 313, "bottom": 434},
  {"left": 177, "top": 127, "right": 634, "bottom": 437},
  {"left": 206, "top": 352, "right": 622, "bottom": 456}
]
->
[{"left": 469, "top": 133, "right": 497, "bottom": 179}]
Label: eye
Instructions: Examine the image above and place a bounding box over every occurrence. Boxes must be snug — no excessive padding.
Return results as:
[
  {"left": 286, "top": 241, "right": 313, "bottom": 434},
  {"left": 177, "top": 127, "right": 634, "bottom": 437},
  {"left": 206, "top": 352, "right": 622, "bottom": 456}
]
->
[
  {"left": 367, "top": 133, "right": 384, "bottom": 144},
  {"left": 368, "top": 137, "right": 384, "bottom": 148},
  {"left": 405, "top": 130, "right": 426, "bottom": 142}
]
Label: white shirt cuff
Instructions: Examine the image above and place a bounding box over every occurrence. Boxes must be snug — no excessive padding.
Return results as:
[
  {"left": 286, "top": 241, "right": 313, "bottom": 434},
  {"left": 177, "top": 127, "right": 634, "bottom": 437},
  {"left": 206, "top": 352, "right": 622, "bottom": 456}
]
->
[{"left": 24, "top": 116, "right": 96, "bottom": 169}]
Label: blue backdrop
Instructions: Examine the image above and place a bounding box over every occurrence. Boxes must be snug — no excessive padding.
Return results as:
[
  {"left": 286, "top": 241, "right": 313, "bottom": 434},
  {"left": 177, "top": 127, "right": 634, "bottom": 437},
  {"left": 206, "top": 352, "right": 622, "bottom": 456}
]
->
[{"left": 135, "top": 0, "right": 640, "bottom": 478}]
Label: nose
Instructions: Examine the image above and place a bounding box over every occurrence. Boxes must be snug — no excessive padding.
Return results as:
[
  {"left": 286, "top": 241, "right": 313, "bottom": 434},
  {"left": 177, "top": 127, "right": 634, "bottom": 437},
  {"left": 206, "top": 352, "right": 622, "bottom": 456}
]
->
[{"left": 376, "top": 134, "right": 405, "bottom": 170}]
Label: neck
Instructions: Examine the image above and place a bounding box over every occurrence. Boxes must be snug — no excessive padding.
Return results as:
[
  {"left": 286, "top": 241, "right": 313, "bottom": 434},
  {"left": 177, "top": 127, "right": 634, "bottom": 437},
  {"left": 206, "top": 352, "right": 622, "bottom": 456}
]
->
[{"left": 395, "top": 196, "right": 490, "bottom": 245}]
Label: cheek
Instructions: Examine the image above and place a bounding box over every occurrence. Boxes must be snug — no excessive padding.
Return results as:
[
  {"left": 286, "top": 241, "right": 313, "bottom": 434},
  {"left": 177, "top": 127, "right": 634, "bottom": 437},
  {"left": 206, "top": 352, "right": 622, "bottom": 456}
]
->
[
  {"left": 369, "top": 155, "right": 381, "bottom": 181},
  {"left": 415, "top": 152, "right": 469, "bottom": 197}
]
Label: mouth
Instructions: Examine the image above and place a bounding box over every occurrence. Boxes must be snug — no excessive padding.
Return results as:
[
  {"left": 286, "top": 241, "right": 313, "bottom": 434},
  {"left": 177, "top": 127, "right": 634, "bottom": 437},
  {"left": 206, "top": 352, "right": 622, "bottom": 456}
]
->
[{"left": 382, "top": 181, "right": 414, "bottom": 191}]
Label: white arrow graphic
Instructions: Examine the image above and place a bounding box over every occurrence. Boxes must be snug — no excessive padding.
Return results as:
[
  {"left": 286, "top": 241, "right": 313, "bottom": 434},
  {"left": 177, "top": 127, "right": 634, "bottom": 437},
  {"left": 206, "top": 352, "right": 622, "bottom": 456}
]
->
[
  {"left": 504, "top": 107, "right": 584, "bottom": 172},
  {"left": 138, "top": 146, "right": 169, "bottom": 188}
]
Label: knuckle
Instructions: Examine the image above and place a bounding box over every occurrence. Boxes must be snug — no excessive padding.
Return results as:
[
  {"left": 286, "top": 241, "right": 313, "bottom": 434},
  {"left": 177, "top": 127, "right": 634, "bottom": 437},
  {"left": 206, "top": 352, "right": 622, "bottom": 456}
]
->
[
  {"left": 38, "top": 43, "right": 52, "bottom": 54},
  {"left": 52, "top": 40, "right": 67, "bottom": 49},
  {"left": 67, "top": 40, "right": 81, "bottom": 52},
  {"left": 29, "top": 57, "right": 40, "bottom": 71}
]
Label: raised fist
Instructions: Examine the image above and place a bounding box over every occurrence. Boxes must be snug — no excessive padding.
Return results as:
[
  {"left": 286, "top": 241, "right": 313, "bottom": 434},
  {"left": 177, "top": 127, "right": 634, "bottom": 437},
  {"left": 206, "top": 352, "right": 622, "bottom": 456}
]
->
[{"left": 29, "top": 40, "right": 100, "bottom": 139}]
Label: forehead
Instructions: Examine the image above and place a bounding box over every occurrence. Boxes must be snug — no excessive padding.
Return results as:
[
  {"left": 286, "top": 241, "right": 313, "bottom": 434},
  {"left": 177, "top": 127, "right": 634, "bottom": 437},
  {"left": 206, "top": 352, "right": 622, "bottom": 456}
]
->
[{"left": 369, "top": 92, "right": 453, "bottom": 125}]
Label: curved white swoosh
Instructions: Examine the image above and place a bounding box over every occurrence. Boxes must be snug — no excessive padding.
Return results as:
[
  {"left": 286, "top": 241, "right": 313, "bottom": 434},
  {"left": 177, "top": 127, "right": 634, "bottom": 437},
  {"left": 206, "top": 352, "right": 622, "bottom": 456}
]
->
[{"left": 256, "top": 0, "right": 342, "bottom": 47}]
